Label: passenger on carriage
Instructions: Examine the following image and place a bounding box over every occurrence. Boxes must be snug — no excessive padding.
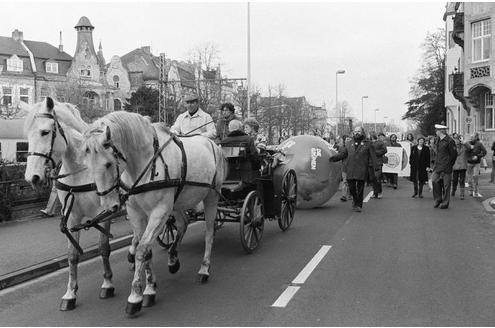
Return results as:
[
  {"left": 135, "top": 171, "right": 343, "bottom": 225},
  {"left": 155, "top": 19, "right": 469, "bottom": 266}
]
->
[
  {"left": 243, "top": 118, "right": 267, "bottom": 152},
  {"left": 221, "top": 120, "right": 261, "bottom": 169},
  {"left": 170, "top": 94, "right": 216, "bottom": 139},
  {"left": 216, "top": 102, "right": 240, "bottom": 142}
]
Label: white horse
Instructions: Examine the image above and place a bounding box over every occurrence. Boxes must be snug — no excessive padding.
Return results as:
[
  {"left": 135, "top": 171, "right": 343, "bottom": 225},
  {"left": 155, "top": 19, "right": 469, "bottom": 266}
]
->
[
  {"left": 23, "top": 97, "right": 119, "bottom": 311},
  {"left": 82, "top": 111, "right": 227, "bottom": 315}
]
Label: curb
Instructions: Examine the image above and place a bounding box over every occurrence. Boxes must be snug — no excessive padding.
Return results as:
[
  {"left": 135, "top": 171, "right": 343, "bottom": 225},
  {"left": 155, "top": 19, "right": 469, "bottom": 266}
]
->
[
  {"left": 482, "top": 197, "right": 495, "bottom": 214},
  {"left": 0, "top": 234, "right": 133, "bottom": 291}
]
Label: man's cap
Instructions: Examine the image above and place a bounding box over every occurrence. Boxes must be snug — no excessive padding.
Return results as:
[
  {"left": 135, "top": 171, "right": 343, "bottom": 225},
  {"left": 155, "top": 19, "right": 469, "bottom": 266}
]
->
[
  {"left": 184, "top": 94, "right": 199, "bottom": 102},
  {"left": 434, "top": 124, "right": 448, "bottom": 129}
]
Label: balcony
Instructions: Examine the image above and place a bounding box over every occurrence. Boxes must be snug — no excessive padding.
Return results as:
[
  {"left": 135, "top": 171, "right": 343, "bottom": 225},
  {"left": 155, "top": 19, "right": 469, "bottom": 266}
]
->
[
  {"left": 452, "top": 12, "right": 464, "bottom": 48},
  {"left": 451, "top": 72, "right": 471, "bottom": 115}
]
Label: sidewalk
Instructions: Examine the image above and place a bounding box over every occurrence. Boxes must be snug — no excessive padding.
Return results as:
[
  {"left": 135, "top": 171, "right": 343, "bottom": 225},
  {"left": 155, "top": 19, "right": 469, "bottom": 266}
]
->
[{"left": 0, "top": 212, "right": 133, "bottom": 290}]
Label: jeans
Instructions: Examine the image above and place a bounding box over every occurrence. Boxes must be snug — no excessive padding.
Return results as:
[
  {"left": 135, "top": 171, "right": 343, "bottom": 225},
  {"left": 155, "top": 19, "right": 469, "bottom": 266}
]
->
[
  {"left": 348, "top": 179, "right": 365, "bottom": 208},
  {"left": 372, "top": 168, "right": 382, "bottom": 195},
  {"left": 466, "top": 163, "right": 481, "bottom": 193},
  {"left": 452, "top": 169, "right": 466, "bottom": 194}
]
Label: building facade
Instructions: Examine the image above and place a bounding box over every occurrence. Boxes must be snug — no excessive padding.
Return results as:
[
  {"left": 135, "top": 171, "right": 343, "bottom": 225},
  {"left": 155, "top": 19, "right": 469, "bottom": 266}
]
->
[{"left": 450, "top": 2, "right": 495, "bottom": 146}]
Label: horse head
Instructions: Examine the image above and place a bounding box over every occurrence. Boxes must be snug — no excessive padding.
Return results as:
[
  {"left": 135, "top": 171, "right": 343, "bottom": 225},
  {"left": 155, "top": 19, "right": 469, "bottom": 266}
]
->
[{"left": 83, "top": 123, "right": 127, "bottom": 212}]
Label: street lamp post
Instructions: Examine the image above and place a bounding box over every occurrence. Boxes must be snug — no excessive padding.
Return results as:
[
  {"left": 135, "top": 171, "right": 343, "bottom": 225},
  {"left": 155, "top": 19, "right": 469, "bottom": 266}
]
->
[
  {"left": 374, "top": 108, "right": 379, "bottom": 132},
  {"left": 384, "top": 115, "right": 388, "bottom": 134},
  {"left": 361, "top": 95, "right": 368, "bottom": 128},
  {"left": 336, "top": 69, "right": 345, "bottom": 136}
]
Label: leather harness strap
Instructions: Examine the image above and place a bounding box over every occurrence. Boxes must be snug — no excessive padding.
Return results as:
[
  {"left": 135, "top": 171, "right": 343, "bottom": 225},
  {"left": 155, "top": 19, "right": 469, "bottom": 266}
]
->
[{"left": 55, "top": 180, "right": 97, "bottom": 193}]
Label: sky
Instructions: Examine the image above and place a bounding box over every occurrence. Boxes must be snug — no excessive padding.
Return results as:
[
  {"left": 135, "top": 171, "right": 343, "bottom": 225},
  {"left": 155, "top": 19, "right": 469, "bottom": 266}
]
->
[{"left": 0, "top": 1, "right": 446, "bottom": 127}]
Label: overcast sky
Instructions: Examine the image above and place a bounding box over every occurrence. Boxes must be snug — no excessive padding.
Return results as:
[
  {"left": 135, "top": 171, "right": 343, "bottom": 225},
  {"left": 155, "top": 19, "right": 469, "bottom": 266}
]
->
[{"left": 0, "top": 1, "right": 445, "bottom": 126}]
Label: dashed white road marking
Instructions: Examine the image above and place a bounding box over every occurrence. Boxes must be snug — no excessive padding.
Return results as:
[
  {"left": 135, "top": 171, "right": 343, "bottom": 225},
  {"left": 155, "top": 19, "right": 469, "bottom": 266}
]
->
[
  {"left": 271, "top": 286, "right": 301, "bottom": 308},
  {"left": 272, "top": 245, "right": 332, "bottom": 308},
  {"left": 363, "top": 191, "right": 374, "bottom": 203}
]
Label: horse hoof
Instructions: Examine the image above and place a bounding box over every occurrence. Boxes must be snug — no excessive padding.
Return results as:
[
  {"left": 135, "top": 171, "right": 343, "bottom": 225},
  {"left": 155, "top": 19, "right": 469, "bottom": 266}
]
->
[
  {"left": 168, "top": 259, "right": 180, "bottom": 274},
  {"left": 99, "top": 287, "right": 115, "bottom": 299},
  {"left": 142, "top": 294, "right": 156, "bottom": 307},
  {"left": 125, "top": 301, "right": 142, "bottom": 316},
  {"left": 60, "top": 298, "right": 76, "bottom": 311},
  {"left": 198, "top": 274, "right": 209, "bottom": 284}
]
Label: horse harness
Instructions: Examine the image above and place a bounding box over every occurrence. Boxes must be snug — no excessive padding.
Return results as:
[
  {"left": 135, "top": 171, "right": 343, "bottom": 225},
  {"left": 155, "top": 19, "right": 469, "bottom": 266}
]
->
[{"left": 101, "top": 128, "right": 218, "bottom": 206}]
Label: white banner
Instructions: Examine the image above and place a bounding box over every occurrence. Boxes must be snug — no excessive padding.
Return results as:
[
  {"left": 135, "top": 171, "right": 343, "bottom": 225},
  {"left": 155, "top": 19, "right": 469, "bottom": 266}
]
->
[
  {"left": 398, "top": 141, "right": 411, "bottom": 177},
  {"left": 383, "top": 147, "right": 403, "bottom": 174}
]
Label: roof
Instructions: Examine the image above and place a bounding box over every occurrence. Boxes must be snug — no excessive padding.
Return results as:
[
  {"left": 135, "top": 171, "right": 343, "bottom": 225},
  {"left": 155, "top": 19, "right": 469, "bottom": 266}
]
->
[
  {"left": 0, "top": 36, "right": 29, "bottom": 56},
  {"left": 121, "top": 47, "right": 160, "bottom": 81},
  {"left": 0, "top": 118, "right": 25, "bottom": 139},
  {"left": 75, "top": 16, "right": 94, "bottom": 29},
  {"left": 23, "top": 40, "right": 72, "bottom": 61}
]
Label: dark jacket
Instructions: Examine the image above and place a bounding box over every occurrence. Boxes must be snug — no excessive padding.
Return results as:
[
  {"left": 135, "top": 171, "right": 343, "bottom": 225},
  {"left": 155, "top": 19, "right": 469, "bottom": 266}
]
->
[
  {"left": 491, "top": 141, "right": 495, "bottom": 157},
  {"left": 409, "top": 145, "right": 430, "bottom": 182},
  {"left": 453, "top": 143, "right": 469, "bottom": 171},
  {"left": 432, "top": 135, "right": 457, "bottom": 173},
  {"left": 330, "top": 138, "right": 377, "bottom": 180},
  {"left": 220, "top": 130, "right": 260, "bottom": 170},
  {"left": 216, "top": 114, "right": 240, "bottom": 141},
  {"left": 371, "top": 139, "right": 388, "bottom": 167},
  {"left": 466, "top": 140, "right": 487, "bottom": 164}
]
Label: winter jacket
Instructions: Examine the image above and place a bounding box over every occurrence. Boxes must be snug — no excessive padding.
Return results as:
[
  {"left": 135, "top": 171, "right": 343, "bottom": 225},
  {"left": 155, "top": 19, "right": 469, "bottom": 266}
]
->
[
  {"left": 432, "top": 135, "right": 457, "bottom": 174},
  {"left": 409, "top": 145, "right": 430, "bottom": 182},
  {"left": 466, "top": 140, "right": 487, "bottom": 164},
  {"left": 453, "top": 143, "right": 469, "bottom": 171},
  {"left": 371, "top": 140, "right": 388, "bottom": 167},
  {"left": 330, "top": 139, "right": 377, "bottom": 180}
]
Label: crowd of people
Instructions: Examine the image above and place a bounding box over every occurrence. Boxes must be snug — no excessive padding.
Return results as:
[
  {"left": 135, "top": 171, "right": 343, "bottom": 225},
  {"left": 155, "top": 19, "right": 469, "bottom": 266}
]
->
[{"left": 328, "top": 123, "right": 492, "bottom": 213}]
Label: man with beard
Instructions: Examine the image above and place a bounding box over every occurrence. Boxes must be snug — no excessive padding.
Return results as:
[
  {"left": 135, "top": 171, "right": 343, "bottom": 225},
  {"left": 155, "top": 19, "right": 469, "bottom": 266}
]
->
[
  {"left": 329, "top": 127, "right": 377, "bottom": 212},
  {"left": 431, "top": 124, "right": 457, "bottom": 209}
]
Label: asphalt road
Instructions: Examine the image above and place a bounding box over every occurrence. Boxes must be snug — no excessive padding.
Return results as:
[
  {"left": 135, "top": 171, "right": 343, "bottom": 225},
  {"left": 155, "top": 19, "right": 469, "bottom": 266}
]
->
[{"left": 2, "top": 180, "right": 495, "bottom": 326}]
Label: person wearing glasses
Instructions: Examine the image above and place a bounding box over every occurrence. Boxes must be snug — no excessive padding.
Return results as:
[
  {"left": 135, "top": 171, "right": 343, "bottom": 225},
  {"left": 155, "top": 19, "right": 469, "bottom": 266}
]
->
[
  {"left": 171, "top": 94, "right": 216, "bottom": 139},
  {"left": 216, "top": 102, "right": 239, "bottom": 141}
]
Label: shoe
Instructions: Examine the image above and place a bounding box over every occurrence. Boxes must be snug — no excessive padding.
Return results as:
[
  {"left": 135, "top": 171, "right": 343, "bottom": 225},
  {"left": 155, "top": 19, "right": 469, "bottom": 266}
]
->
[
  {"left": 460, "top": 194, "right": 464, "bottom": 200},
  {"left": 418, "top": 195, "right": 424, "bottom": 198},
  {"left": 355, "top": 207, "right": 362, "bottom": 212},
  {"left": 393, "top": 184, "right": 397, "bottom": 189},
  {"left": 475, "top": 192, "right": 483, "bottom": 197},
  {"left": 439, "top": 203, "right": 449, "bottom": 209},
  {"left": 412, "top": 193, "right": 417, "bottom": 198},
  {"left": 377, "top": 193, "right": 383, "bottom": 199},
  {"left": 40, "top": 209, "right": 53, "bottom": 217},
  {"left": 434, "top": 201, "right": 441, "bottom": 208},
  {"left": 340, "top": 196, "right": 347, "bottom": 202}
]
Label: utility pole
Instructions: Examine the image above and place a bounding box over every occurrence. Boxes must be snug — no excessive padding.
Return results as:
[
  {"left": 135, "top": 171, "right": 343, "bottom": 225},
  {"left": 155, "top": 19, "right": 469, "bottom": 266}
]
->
[
  {"left": 159, "top": 53, "right": 167, "bottom": 124},
  {"left": 247, "top": 2, "right": 251, "bottom": 118},
  {"left": 361, "top": 95, "right": 368, "bottom": 127}
]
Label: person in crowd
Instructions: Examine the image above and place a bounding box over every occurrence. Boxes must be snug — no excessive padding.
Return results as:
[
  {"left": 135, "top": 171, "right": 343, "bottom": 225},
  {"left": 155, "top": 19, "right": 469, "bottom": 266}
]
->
[
  {"left": 370, "top": 132, "right": 387, "bottom": 199},
  {"left": 409, "top": 136, "right": 430, "bottom": 198},
  {"left": 465, "top": 132, "right": 487, "bottom": 197},
  {"left": 216, "top": 102, "right": 239, "bottom": 141},
  {"left": 385, "top": 133, "right": 402, "bottom": 189},
  {"left": 431, "top": 124, "right": 457, "bottom": 209},
  {"left": 451, "top": 134, "right": 469, "bottom": 199},
  {"left": 171, "top": 94, "right": 216, "bottom": 139},
  {"left": 490, "top": 140, "right": 495, "bottom": 183},
  {"left": 243, "top": 118, "right": 267, "bottom": 150},
  {"left": 329, "top": 127, "right": 377, "bottom": 212},
  {"left": 406, "top": 133, "right": 416, "bottom": 146},
  {"left": 339, "top": 134, "right": 352, "bottom": 202}
]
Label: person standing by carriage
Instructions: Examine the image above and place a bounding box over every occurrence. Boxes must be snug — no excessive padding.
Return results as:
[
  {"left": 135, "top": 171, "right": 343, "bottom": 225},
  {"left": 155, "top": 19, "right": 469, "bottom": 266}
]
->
[
  {"left": 171, "top": 94, "right": 216, "bottom": 139},
  {"left": 216, "top": 102, "right": 240, "bottom": 141},
  {"left": 329, "top": 127, "right": 377, "bottom": 212}
]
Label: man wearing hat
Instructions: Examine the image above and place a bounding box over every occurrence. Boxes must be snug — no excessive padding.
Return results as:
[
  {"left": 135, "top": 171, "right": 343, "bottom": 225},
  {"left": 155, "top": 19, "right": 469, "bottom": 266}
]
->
[
  {"left": 431, "top": 124, "right": 457, "bottom": 209},
  {"left": 170, "top": 94, "right": 216, "bottom": 139}
]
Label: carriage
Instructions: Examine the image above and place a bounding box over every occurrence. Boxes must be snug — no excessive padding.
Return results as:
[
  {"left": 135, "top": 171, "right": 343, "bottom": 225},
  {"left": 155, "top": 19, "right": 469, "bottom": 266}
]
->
[{"left": 156, "top": 141, "right": 298, "bottom": 253}]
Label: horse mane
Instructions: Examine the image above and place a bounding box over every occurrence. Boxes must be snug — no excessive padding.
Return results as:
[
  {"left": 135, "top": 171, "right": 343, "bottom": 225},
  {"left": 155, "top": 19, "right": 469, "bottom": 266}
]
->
[
  {"left": 24, "top": 99, "right": 88, "bottom": 135},
  {"left": 92, "top": 111, "right": 154, "bottom": 152}
]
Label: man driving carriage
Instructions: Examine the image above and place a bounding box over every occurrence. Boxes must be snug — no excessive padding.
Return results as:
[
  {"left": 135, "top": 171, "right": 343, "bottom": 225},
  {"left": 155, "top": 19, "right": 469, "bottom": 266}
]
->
[{"left": 170, "top": 94, "right": 216, "bottom": 139}]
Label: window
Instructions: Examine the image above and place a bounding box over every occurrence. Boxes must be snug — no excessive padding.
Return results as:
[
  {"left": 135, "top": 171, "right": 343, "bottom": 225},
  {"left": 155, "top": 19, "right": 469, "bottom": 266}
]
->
[
  {"left": 40, "top": 87, "right": 49, "bottom": 100},
  {"left": 485, "top": 92, "right": 494, "bottom": 130},
  {"left": 113, "top": 75, "right": 120, "bottom": 88},
  {"left": 2, "top": 87, "right": 12, "bottom": 106},
  {"left": 16, "top": 142, "right": 28, "bottom": 162},
  {"left": 80, "top": 65, "right": 91, "bottom": 77},
  {"left": 6, "top": 55, "right": 23, "bottom": 72},
  {"left": 472, "top": 19, "right": 491, "bottom": 62},
  {"left": 46, "top": 62, "right": 58, "bottom": 74},
  {"left": 449, "top": 31, "right": 455, "bottom": 49},
  {"left": 20, "top": 87, "right": 29, "bottom": 103}
]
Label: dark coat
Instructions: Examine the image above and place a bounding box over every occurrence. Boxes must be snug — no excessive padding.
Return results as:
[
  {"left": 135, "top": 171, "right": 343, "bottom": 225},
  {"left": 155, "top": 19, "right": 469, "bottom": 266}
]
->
[
  {"left": 371, "top": 140, "right": 388, "bottom": 167},
  {"left": 330, "top": 138, "right": 377, "bottom": 180},
  {"left": 216, "top": 114, "right": 240, "bottom": 141},
  {"left": 466, "top": 140, "right": 487, "bottom": 164},
  {"left": 220, "top": 130, "right": 260, "bottom": 169},
  {"left": 409, "top": 145, "right": 430, "bottom": 182},
  {"left": 432, "top": 135, "right": 457, "bottom": 173}
]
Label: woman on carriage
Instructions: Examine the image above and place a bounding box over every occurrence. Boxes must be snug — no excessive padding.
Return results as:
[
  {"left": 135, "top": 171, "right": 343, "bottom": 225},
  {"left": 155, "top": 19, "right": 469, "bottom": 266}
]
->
[{"left": 243, "top": 117, "right": 267, "bottom": 151}]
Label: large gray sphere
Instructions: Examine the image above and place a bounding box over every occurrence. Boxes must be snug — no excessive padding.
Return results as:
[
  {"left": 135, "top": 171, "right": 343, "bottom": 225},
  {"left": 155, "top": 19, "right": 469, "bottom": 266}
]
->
[{"left": 278, "top": 135, "right": 342, "bottom": 208}]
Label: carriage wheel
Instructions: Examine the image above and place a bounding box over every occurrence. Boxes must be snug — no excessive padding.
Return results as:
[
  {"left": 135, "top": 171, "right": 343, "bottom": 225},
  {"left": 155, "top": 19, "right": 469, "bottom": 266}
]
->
[
  {"left": 240, "top": 191, "right": 264, "bottom": 253},
  {"left": 278, "top": 170, "right": 297, "bottom": 231},
  {"left": 156, "top": 216, "right": 177, "bottom": 249}
]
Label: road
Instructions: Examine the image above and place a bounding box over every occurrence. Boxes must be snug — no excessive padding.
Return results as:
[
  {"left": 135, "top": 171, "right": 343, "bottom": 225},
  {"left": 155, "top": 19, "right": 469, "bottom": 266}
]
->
[{"left": 2, "top": 180, "right": 495, "bottom": 326}]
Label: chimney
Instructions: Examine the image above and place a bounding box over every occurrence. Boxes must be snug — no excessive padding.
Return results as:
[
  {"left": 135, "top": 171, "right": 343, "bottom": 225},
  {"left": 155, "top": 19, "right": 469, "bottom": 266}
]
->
[
  {"left": 58, "top": 31, "right": 63, "bottom": 52},
  {"left": 12, "top": 29, "right": 23, "bottom": 41}
]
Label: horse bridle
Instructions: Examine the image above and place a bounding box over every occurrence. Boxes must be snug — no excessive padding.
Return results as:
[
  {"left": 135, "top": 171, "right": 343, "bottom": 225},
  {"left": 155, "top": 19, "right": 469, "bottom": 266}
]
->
[{"left": 27, "top": 112, "right": 68, "bottom": 170}]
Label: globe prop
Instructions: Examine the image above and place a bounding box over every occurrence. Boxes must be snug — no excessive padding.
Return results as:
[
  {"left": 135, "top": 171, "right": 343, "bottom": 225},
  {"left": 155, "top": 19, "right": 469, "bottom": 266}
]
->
[{"left": 278, "top": 135, "right": 342, "bottom": 208}]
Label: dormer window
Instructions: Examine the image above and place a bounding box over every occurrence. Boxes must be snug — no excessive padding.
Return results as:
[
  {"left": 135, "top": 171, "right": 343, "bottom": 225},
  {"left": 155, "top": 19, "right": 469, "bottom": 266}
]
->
[
  {"left": 6, "top": 55, "right": 23, "bottom": 72},
  {"left": 46, "top": 62, "right": 58, "bottom": 74}
]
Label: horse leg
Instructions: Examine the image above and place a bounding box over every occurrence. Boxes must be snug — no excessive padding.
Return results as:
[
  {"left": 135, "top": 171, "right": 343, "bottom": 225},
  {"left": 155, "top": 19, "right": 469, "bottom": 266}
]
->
[
  {"left": 126, "top": 207, "right": 169, "bottom": 316},
  {"left": 168, "top": 212, "right": 188, "bottom": 274},
  {"left": 99, "top": 219, "right": 114, "bottom": 299},
  {"left": 126, "top": 204, "right": 147, "bottom": 271},
  {"left": 197, "top": 192, "right": 218, "bottom": 283},
  {"left": 142, "top": 255, "right": 157, "bottom": 307},
  {"left": 60, "top": 226, "right": 81, "bottom": 311}
]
